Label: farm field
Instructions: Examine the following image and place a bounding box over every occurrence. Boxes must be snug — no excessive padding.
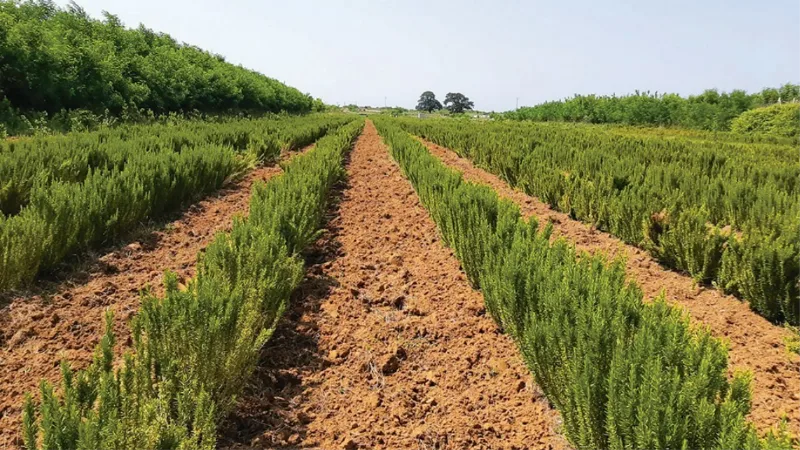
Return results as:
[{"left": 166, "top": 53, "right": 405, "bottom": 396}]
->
[
  {"left": 0, "top": 115, "right": 353, "bottom": 291},
  {"left": 2, "top": 1, "right": 798, "bottom": 448},
  {"left": 0, "top": 115, "right": 362, "bottom": 447},
  {"left": 411, "top": 130, "right": 799, "bottom": 437},
  {"left": 219, "top": 121, "right": 566, "bottom": 449},
  {"left": 3, "top": 117, "right": 797, "bottom": 450},
  {"left": 391, "top": 118, "right": 799, "bottom": 326}
]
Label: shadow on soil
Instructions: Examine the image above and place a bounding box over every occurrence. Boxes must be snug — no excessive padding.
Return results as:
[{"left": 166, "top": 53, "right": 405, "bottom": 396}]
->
[{"left": 217, "top": 173, "right": 349, "bottom": 450}]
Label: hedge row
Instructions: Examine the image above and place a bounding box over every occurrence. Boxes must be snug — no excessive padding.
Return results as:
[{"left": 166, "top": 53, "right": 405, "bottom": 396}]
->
[
  {"left": 372, "top": 117, "right": 793, "bottom": 450},
  {"left": 392, "top": 117, "right": 799, "bottom": 325},
  {"left": 0, "top": 114, "right": 352, "bottom": 216},
  {"left": 0, "top": 114, "right": 352, "bottom": 292},
  {"left": 21, "top": 118, "right": 364, "bottom": 449}
]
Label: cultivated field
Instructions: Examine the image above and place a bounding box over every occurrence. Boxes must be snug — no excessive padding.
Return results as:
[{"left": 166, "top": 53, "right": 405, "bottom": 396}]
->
[{"left": 1, "top": 116, "right": 798, "bottom": 450}]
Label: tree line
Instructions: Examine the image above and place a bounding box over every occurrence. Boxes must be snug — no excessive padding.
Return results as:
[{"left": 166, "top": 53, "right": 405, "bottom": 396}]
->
[
  {"left": 0, "top": 0, "right": 317, "bottom": 135},
  {"left": 501, "top": 84, "right": 800, "bottom": 133}
]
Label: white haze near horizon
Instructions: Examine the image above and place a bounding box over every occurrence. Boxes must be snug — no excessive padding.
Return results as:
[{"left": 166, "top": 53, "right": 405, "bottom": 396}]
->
[{"left": 56, "top": 0, "right": 800, "bottom": 112}]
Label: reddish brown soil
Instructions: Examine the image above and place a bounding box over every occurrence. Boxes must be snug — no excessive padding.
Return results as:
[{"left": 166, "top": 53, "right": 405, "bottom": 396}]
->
[
  {"left": 419, "top": 138, "right": 800, "bottom": 436},
  {"left": 221, "top": 121, "right": 566, "bottom": 450},
  {"left": 0, "top": 146, "right": 313, "bottom": 449}
]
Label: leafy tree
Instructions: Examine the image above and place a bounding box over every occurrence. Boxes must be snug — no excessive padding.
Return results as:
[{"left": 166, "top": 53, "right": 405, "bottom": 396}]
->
[
  {"left": 444, "top": 92, "right": 474, "bottom": 114},
  {"left": 415, "top": 91, "right": 442, "bottom": 112}
]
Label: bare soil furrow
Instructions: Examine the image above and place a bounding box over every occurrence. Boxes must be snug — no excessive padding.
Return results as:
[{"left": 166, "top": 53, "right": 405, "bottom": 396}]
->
[
  {"left": 0, "top": 146, "right": 314, "bottom": 449},
  {"left": 222, "top": 121, "right": 566, "bottom": 450}
]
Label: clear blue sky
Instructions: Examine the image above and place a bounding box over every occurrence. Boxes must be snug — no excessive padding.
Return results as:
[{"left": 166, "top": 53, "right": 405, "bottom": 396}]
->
[{"left": 58, "top": 0, "right": 799, "bottom": 111}]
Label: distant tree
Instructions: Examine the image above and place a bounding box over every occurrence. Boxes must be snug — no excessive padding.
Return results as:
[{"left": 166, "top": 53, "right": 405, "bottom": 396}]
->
[
  {"left": 444, "top": 93, "right": 474, "bottom": 114},
  {"left": 416, "top": 91, "right": 442, "bottom": 112}
]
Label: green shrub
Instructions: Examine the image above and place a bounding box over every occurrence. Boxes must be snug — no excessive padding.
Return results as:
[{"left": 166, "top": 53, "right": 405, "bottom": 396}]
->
[
  {"left": 21, "top": 119, "right": 363, "bottom": 449},
  {"left": 391, "top": 117, "right": 799, "bottom": 325},
  {"left": 373, "top": 117, "right": 789, "bottom": 450},
  {"left": 731, "top": 103, "right": 800, "bottom": 138},
  {"left": 0, "top": 114, "right": 352, "bottom": 292}
]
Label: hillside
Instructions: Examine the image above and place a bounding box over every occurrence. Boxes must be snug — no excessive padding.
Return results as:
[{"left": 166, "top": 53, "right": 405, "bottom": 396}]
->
[{"left": 0, "top": 1, "right": 314, "bottom": 135}]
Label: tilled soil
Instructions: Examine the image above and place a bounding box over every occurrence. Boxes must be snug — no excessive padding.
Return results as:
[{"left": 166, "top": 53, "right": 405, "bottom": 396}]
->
[
  {"left": 418, "top": 138, "right": 800, "bottom": 436},
  {"left": 221, "top": 121, "right": 566, "bottom": 450},
  {"left": 0, "top": 146, "right": 312, "bottom": 449}
]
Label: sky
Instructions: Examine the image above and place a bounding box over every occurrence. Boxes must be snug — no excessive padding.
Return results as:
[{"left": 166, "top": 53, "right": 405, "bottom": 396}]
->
[{"left": 56, "top": 0, "right": 800, "bottom": 112}]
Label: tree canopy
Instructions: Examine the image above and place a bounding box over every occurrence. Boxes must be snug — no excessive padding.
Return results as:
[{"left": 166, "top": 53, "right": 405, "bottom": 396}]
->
[
  {"left": 444, "top": 93, "right": 474, "bottom": 114},
  {"left": 0, "top": 0, "right": 313, "bottom": 134},
  {"left": 416, "top": 91, "right": 442, "bottom": 112}
]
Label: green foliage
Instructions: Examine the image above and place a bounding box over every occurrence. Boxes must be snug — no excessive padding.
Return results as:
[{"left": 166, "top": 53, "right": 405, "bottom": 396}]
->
[
  {"left": 731, "top": 103, "right": 800, "bottom": 138},
  {"left": 443, "top": 92, "right": 475, "bottom": 114},
  {"left": 503, "top": 84, "right": 800, "bottom": 133},
  {"left": 372, "top": 117, "right": 790, "bottom": 450},
  {"left": 643, "top": 207, "right": 728, "bottom": 284},
  {"left": 416, "top": 91, "right": 443, "bottom": 113},
  {"left": 0, "top": 1, "right": 314, "bottom": 135},
  {"left": 311, "top": 97, "right": 330, "bottom": 112},
  {"left": 785, "top": 327, "right": 800, "bottom": 355},
  {"left": 21, "top": 118, "right": 364, "bottom": 449},
  {"left": 0, "top": 114, "right": 352, "bottom": 292},
  {"left": 391, "top": 117, "right": 799, "bottom": 325}
]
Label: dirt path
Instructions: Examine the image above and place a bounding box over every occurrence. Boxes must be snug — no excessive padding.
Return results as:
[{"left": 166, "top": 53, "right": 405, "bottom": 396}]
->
[
  {"left": 418, "top": 138, "right": 800, "bottom": 436},
  {"left": 221, "top": 121, "right": 566, "bottom": 450},
  {"left": 0, "top": 146, "right": 313, "bottom": 449}
]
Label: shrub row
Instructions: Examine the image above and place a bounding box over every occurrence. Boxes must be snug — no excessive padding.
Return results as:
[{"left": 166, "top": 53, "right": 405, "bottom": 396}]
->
[
  {"left": 21, "top": 118, "right": 364, "bottom": 449},
  {"left": 392, "top": 117, "right": 799, "bottom": 325},
  {"left": 372, "top": 117, "right": 793, "bottom": 450},
  {"left": 0, "top": 114, "right": 352, "bottom": 216},
  {"left": 0, "top": 114, "right": 352, "bottom": 292}
]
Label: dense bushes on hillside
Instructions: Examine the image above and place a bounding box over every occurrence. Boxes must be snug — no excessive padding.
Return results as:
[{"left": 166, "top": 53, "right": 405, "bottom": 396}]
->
[
  {"left": 0, "top": 0, "right": 313, "bottom": 135},
  {"left": 731, "top": 103, "right": 800, "bottom": 138},
  {"left": 504, "top": 84, "right": 799, "bottom": 134}
]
